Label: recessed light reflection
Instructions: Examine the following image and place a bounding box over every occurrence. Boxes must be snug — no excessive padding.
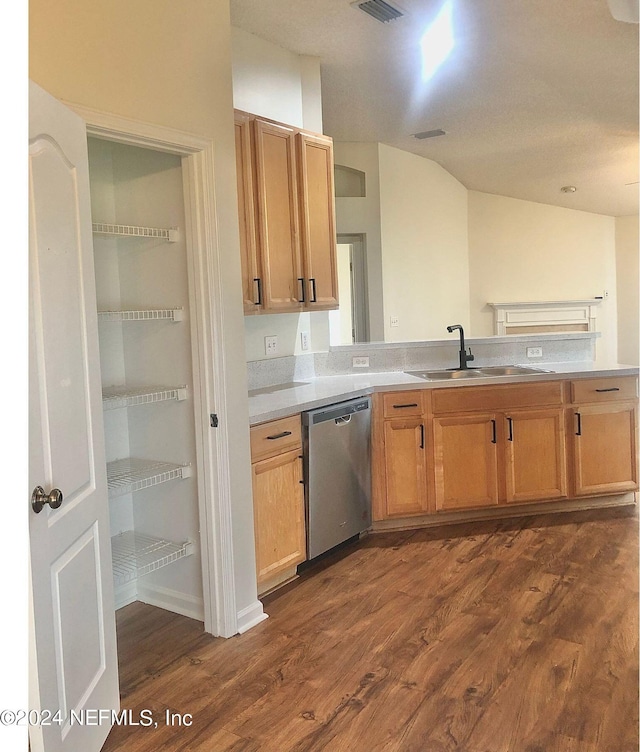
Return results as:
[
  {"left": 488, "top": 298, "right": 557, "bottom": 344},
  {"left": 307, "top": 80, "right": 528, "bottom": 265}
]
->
[{"left": 420, "top": 0, "right": 454, "bottom": 82}]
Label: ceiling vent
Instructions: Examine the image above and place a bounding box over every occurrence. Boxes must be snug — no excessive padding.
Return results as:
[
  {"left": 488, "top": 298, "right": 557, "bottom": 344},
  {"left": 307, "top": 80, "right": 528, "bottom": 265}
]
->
[
  {"left": 413, "top": 129, "right": 446, "bottom": 140},
  {"left": 353, "top": 0, "right": 405, "bottom": 23}
]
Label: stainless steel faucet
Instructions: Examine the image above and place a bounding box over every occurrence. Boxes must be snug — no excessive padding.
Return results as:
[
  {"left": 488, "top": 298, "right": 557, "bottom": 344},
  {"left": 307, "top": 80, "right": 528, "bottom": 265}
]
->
[{"left": 447, "top": 324, "right": 475, "bottom": 370}]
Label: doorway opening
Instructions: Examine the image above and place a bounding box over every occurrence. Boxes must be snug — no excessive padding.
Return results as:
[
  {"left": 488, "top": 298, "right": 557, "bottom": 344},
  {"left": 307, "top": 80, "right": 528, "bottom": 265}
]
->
[{"left": 330, "top": 233, "right": 370, "bottom": 345}]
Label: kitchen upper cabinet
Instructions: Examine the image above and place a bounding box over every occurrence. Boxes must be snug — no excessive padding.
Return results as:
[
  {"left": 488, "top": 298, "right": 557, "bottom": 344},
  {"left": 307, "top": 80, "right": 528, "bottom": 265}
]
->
[
  {"left": 234, "top": 110, "right": 339, "bottom": 315},
  {"left": 433, "top": 413, "right": 499, "bottom": 511},
  {"left": 234, "top": 112, "right": 261, "bottom": 312},
  {"left": 383, "top": 417, "right": 429, "bottom": 517},
  {"left": 253, "top": 117, "right": 303, "bottom": 312},
  {"left": 571, "top": 377, "right": 638, "bottom": 497},
  {"left": 504, "top": 408, "right": 567, "bottom": 504},
  {"left": 250, "top": 415, "right": 306, "bottom": 594},
  {"left": 297, "top": 132, "right": 339, "bottom": 309}
]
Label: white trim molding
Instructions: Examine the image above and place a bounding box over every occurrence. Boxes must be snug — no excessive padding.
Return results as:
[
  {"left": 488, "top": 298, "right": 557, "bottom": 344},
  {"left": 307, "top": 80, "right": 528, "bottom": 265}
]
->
[
  {"left": 490, "top": 299, "right": 602, "bottom": 335},
  {"left": 236, "top": 601, "right": 269, "bottom": 634}
]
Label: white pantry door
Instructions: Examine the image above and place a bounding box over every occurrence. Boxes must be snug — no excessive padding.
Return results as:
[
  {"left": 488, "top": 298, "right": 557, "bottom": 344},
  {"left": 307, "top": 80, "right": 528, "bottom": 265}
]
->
[{"left": 29, "top": 81, "right": 119, "bottom": 752}]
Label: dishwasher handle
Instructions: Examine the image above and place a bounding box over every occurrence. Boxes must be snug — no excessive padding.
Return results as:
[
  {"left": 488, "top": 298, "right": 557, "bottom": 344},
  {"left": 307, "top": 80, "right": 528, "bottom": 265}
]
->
[{"left": 304, "top": 397, "right": 371, "bottom": 425}]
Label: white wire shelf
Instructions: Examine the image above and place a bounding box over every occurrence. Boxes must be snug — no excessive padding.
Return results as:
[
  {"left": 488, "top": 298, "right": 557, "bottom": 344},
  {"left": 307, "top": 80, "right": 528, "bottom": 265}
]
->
[
  {"left": 107, "top": 458, "right": 192, "bottom": 498},
  {"left": 111, "top": 531, "right": 194, "bottom": 587},
  {"left": 102, "top": 385, "right": 188, "bottom": 411},
  {"left": 93, "top": 222, "right": 179, "bottom": 243},
  {"left": 97, "top": 308, "right": 184, "bottom": 322}
]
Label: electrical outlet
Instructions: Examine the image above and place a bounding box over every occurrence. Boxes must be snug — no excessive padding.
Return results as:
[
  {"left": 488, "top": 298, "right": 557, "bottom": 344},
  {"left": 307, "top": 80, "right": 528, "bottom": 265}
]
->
[
  {"left": 526, "top": 347, "right": 543, "bottom": 358},
  {"left": 390, "top": 315, "right": 399, "bottom": 328},
  {"left": 264, "top": 335, "right": 278, "bottom": 356},
  {"left": 300, "top": 331, "right": 310, "bottom": 351},
  {"left": 603, "top": 290, "right": 609, "bottom": 299},
  {"left": 352, "top": 356, "right": 370, "bottom": 368}
]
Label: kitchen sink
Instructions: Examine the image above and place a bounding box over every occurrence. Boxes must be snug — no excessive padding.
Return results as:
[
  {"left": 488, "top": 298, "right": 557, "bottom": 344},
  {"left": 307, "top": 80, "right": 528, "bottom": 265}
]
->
[
  {"left": 476, "top": 365, "right": 551, "bottom": 376},
  {"left": 406, "top": 369, "right": 485, "bottom": 380},
  {"left": 405, "top": 365, "right": 551, "bottom": 381}
]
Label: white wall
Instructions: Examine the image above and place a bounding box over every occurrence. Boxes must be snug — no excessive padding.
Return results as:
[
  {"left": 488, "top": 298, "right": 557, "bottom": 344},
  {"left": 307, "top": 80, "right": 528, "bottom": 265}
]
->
[
  {"left": 232, "top": 27, "right": 331, "bottom": 360},
  {"left": 616, "top": 215, "right": 639, "bottom": 365},
  {"left": 468, "top": 191, "right": 618, "bottom": 363},
  {"left": 378, "top": 144, "right": 469, "bottom": 342},
  {"left": 334, "top": 142, "right": 385, "bottom": 341},
  {"left": 232, "top": 27, "right": 304, "bottom": 127},
  {"left": 30, "top": 0, "right": 260, "bottom": 625}
]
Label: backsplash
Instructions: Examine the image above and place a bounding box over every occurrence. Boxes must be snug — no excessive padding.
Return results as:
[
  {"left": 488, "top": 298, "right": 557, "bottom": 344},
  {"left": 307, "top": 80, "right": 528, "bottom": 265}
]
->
[{"left": 246, "top": 332, "right": 598, "bottom": 391}]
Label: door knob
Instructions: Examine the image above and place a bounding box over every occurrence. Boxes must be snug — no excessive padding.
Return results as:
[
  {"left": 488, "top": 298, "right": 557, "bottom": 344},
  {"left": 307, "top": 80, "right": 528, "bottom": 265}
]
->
[{"left": 31, "top": 486, "right": 64, "bottom": 513}]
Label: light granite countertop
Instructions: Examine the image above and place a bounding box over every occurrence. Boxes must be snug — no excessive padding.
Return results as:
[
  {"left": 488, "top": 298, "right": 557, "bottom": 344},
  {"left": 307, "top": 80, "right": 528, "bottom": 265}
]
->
[{"left": 248, "top": 361, "right": 639, "bottom": 425}]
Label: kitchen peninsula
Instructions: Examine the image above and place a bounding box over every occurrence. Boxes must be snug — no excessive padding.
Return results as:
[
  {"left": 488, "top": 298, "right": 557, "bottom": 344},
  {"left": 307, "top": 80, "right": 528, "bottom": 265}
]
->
[{"left": 247, "top": 332, "right": 638, "bottom": 593}]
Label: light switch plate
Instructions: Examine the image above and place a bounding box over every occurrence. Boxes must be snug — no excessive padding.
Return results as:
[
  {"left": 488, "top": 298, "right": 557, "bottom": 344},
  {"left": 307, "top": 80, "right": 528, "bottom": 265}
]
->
[
  {"left": 526, "top": 347, "right": 543, "bottom": 358},
  {"left": 352, "top": 356, "right": 370, "bottom": 368}
]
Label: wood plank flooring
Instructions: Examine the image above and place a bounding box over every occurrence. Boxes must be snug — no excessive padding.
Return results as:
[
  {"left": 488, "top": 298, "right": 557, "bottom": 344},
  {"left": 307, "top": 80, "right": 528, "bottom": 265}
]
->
[{"left": 102, "top": 506, "right": 638, "bottom": 751}]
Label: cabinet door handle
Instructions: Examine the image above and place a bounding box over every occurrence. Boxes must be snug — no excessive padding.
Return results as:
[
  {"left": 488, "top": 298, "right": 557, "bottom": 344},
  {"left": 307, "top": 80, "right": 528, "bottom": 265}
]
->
[
  {"left": 575, "top": 412, "right": 582, "bottom": 436},
  {"left": 266, "top": 430, "right": 292, "bottom": 440},
  {"left": 298, "top": 277, "right": 305, "bottom": 303},
  {"left": 309, "top": 278, "right": 317, "bottom": 303},
  {"left": 392, "top": 403, "right": 418, "bottom": 409},
  {"left": 254, "top": 278, "right": 262, "bottom": 306},
  {"left": 491, "top": 419, "right": 497, "bottom": 444},
  {"left": 507, "top": 416, "right": 513, "bottom": 441},
  {"left": 595, "top": 387, "right": 620, "bottom": 393},
  {"left": 419, "top": 423, "right": 425, "bottom": 449}
]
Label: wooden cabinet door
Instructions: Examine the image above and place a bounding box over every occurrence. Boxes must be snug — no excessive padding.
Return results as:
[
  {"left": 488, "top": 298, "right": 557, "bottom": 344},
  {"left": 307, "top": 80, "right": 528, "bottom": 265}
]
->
[
  {"left": 572, "top": 402, "right": 638, "bottom": 496},
  {"left": 433, "top": 414, "right": 499, "bottom": 510},
  {"left": 253, "top": 118, "right": 303, "bottom": 311},
  {"left": 252, "top": 449, "right": 306, "bottom": 585},
  {"left": 383, "top": 418, "right": 429, "bottom": 517},
  {"left": 504, "top": 408, "right": 567, "bottom": 504},
  {"left": 234, "top": 112, "right": 261, "bottom": 312},
  {"left": 297, "top": 132, "right": 339, "bottom": 309}
]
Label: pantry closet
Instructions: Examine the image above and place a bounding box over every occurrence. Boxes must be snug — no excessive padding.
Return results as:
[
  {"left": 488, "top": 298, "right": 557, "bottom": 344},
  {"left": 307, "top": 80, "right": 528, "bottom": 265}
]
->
[{"left": 88, "top": 137, "right": 203, "bottom": 619}]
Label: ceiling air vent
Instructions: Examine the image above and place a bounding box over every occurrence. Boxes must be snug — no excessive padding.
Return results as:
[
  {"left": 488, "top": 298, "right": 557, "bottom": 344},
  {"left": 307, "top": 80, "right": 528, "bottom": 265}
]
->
[
  {"left": 413, "top": 129, "right": 446, "bottom": 140},
  {"left": 353, "top": 0, "right": 405, "bottom": 23}
]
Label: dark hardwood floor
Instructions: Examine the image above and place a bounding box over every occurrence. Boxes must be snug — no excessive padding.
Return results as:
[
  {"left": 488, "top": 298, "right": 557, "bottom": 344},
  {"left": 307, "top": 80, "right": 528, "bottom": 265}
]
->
[{"left": 102, "top": 506, "right": 639, "bottom": 751}]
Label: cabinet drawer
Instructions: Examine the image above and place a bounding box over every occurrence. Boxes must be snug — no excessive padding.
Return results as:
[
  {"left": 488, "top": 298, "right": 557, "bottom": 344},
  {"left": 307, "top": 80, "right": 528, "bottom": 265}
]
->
[
  {"left": 250, "top": 415, "right": 301, "bottom": 462},
  {"left": 432, "top": 381, "right": 564, "bottom": 414},
  {"left": 571, "top": 376, "right": 638, "bottom": 404},
  {"left": 382, "top": 391, "right": 425, "bottom": 418}
]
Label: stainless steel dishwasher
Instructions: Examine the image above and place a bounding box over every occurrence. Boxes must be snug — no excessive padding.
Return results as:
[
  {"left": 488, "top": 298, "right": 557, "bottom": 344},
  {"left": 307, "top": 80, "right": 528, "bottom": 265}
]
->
[{"left": 302, "top": 396, "right": 371, "bottom": 559}]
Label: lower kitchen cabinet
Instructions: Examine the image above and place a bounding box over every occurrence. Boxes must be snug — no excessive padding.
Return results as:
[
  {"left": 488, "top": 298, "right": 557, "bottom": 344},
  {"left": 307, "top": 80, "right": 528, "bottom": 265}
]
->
[
  {"left": 383, "top": 418, "right": 429, "bottom": 517},
  {"left": 572, "top": 402, "right": 638, "bottom": 496},
  {"left": 250, "top": 416, "right": 306, "bottom": 594},
  {"left": 504, "top": 408, "right": 567, "bottom": 504},
  {"left": 433, "top": 413, "right": 499, "bottom": 511}
]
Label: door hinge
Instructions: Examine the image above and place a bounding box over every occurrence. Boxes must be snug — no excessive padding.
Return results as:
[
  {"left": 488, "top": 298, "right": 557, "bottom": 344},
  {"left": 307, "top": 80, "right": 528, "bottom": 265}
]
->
[{"left": 210, "top": 413, "right": 219, "bottom": 428}]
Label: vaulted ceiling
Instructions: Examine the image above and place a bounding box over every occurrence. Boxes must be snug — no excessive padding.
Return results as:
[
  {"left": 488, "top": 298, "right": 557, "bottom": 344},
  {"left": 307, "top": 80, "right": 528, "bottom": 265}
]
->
[{"left": 230, "top": 0, "right": 639, "bottom": 216}]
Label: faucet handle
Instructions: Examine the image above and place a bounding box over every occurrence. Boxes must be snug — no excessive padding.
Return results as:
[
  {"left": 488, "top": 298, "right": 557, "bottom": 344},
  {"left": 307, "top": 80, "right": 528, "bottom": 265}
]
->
[{"left": 466, "top": 348, "right": 475, "bottom": 363}]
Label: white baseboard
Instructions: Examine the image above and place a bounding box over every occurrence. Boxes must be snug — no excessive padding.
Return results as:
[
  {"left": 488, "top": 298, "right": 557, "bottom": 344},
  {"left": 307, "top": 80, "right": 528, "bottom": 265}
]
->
[
  {"left": 236, "top": 600, "right": 268, "bottom": 634},
  {"left": 136, "top": 581, "right": 205, "bottom": 622},
  {"left": 114, "top": 581, "right": 137, "bottom": 611}
]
